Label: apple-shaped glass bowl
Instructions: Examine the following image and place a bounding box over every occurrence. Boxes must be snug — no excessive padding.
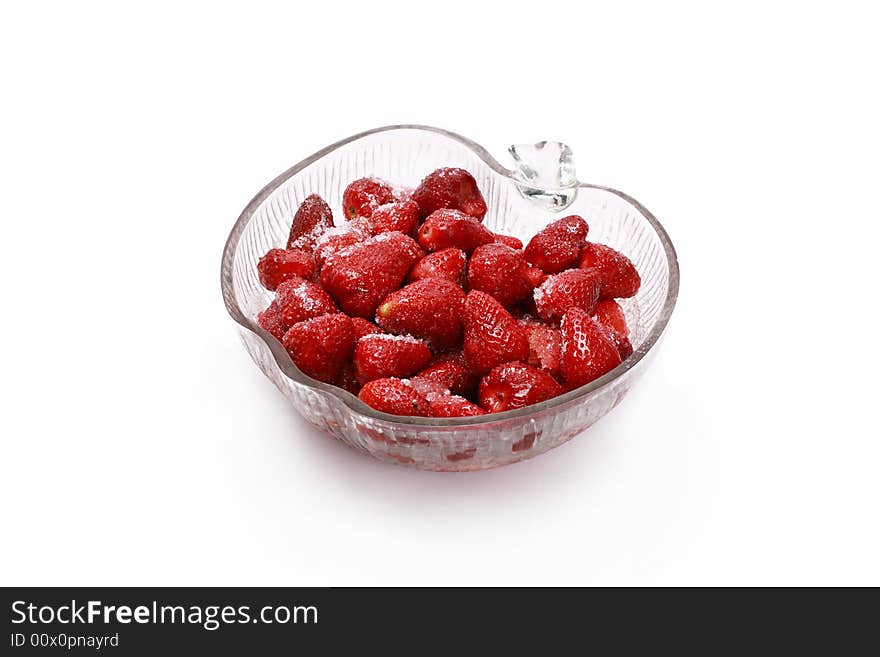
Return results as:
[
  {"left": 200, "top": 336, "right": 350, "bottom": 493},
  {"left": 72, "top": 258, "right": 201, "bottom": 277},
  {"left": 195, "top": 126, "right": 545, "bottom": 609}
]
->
[{"left": 221, "top": 125, "right": 679, "bottom": 471}]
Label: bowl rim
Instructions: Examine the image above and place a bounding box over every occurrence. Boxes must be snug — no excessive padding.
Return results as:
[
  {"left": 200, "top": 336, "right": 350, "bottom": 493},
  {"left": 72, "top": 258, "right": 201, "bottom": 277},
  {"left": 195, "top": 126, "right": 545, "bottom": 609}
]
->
[{"left": 221, "top": 124, "right": 680, "bottom": 427}]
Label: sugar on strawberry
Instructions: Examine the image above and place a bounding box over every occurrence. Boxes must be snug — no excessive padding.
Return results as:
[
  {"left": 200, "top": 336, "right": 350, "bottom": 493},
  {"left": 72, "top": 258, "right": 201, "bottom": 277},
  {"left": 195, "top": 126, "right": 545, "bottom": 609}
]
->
[
  {"left": 533, "top": 268, "right": 602, "bottom": 324},
  {"left": 428, "top": 394, "right": 486, "bottom": 417},
  {"left": 411, "top": 167, "right": 487, "bottom": 220},
  {"left": 354, "top": 334, "right": 432, "bottom": 385},
  {"left": 417, "top": 209, "right": 495, "bottom": 253},
  {"left": 342, "top": 177, "right": 397, "bottom": 219},
  {"left": 407, "top": 248, "right": 467, "bottom": 285},
  {"left": 523, "top": 215, "right": 589, "bottom": 274},
  {"left": 287, "top": 194, "right": 334, "bottom": 251},
  {"left": 257, "top": 301, "right": 286, "bottom": 341},
  {"left": 364, "top": 200, "right": 420, "bottom": 236},
  {"left": 313, "top": 224, "right": 370, "bottom": 269},
  {"left": 518, "top": 318, "right": 562, "bottom": 376},
  {"left": 320, "top": 231, "right": 422, "bottom": 318},
  {"left": 275, "top": 276, "right": 337, "bottom": 329},
  {"left": 358, "top": 378, "right": 430, "bottom": 416},
  {"left": 413, "top": 350, "right": 477, "bottom": 397},
  {"left": 477, "top": 362, "right": 563, "bottom": 413}
]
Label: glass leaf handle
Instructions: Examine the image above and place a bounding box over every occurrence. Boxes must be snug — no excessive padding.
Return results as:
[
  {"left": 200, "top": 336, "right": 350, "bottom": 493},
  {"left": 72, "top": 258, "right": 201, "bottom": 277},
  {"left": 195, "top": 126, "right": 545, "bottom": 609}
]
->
[{"left": 509, "top": 141, "right": 578, "bottom": 211}]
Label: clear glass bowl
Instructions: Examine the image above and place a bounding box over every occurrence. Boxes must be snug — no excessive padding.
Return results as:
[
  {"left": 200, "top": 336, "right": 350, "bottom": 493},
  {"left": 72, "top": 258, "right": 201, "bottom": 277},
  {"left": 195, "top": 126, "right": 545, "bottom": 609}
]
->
[{"left": 221, "top": 125, "right": 679, "bottom": 471}]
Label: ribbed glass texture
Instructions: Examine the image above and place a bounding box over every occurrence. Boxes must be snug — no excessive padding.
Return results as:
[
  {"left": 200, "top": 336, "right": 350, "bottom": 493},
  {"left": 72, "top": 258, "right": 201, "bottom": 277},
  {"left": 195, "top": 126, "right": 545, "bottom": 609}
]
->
[{"left": 221, "top": 126, "right": 679, "bottom": 471}]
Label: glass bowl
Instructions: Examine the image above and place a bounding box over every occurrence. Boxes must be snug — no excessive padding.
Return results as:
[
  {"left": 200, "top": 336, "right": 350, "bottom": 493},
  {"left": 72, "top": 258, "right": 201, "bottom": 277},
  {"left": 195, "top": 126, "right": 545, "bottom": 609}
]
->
[{"left": 221, "top": 125, "right": 679, "bottom": 471}]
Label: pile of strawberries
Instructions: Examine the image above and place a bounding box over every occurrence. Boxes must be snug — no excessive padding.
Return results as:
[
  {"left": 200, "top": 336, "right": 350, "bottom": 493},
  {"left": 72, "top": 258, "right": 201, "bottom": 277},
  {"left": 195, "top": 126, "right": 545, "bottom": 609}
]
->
[{"left": 255, "top": 167, "right": 640, "bottom": 417}]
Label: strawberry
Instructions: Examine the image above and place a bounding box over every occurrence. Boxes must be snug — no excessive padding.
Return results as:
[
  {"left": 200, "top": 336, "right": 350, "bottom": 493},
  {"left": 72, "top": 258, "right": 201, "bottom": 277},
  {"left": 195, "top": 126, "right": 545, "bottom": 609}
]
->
[
  {"left": 407, "top": 248, "right": 467, "bottom": 285},
  {"left": 351, "top": 317, "right": 384, "bottom": 342},
  {"left": 364, "top": 200, "right": 420, "bottom": 236},
  {"left": 375, "top": 278, "right": 466, "bottom": 350},
  {"left": 286, "top": 194, "right": 334, "bottom": 251},
  {"left": 533, "top": 268, "right": 602, "bottom": 324},
  {"left": 462, "top": 290, "right": 529, "bottom": 375},
  {"left": 275, "top": 276, "right": 337, "bottom": 329},
  {"left": 313, "top": 224, "right": 370, "bottom": 269},
  {"left": 282, "top": 313, "right": 355, "bottom": 383},
  {"left": 477, "top": 362, "right": 563, "bottom": 413},
  {"left": 518, "top": 319, "right": 562, "bottom": 375},
  {"left": 342, "top": 177, "right": 397, "bottom": 219},
  {"left": 523, "top": 215, "right": 589, "bottom": 274},
  {"left": 492, "top": 233, "right": 523, "bottom": 250},
  {"left": 354, "top": 334, "right": 432, "bottom": 384},
  {"left": 320, "top": 231, "right": 423, "bottom": 318},
  {"left": 467, "top": 243, "right": 543, "bottom": 307},
  {"left": 411, "top": 167, "right": 487, "bottom": 220},
  {"left": 417, "top": 209, "right": 495, "bottom": 253},
  {"left": 257, "top": 301, "right": 285, "bottom": 340},
  {"left": 414, "top": 350, "right": 477, "bottom": 397},
  {"left": 358, "top": 378, "right": 429, "bottom": 416},
  {"left": 593, "top": 299, "right": 633, "bottom": 360},
  {"left": 559, "top": 308, "right": 622, "bottom": 389},
  {"left": 580, "top": 242, "right": 641, "bottom": 299},
  {"left": 257, "top": 248, "right": 316, "bottom": 290},
  {"left": 429, "top": 394, "right": 486, "bottom": 417}
]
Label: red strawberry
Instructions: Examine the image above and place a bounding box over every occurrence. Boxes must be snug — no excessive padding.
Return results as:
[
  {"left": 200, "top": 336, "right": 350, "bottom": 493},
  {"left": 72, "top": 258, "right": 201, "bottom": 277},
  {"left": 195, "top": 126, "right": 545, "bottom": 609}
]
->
[
  {"left": 407, "top": 248, "right": 467, "bottom": 285},
  {"left": 429, "top": 394, "right": 486, "bottom": 417},
  {"left": 462, "top": 290, "right": 529, "bottom": 375},
  {"left": 257, "top": 301, "right": 285, "bottom": 340},
  {"left": 580, "top": 242, "right": 641, "bottom": 299},
  {"left": 275, "top": 276, "right": 337, "bottom": 329},
  {"left": 365, "top": 200, "right": 420, "bottom": 235},
  {"left": 282, "top": 313, "right": 355, "bottom": 383},
  {"left": 417, "top": 209, "right": 495, "bottom": 253},
  {"left": 477, "top": 362, "right": 563, "bottom": 413},
  {"left": 519, "top": 319, "right": 562, "bottom": 375},
  {"left": 351, "top": 317, "right": 384, "bottom": 341},
  {"left": 320, "top": 231, "right": 423, "bottom": 318},
  {"left": 286, "top": 194, "right": 334, "bottom": 250},
  {"left": 559, "top": 308, "right": 622, "bottom": 389},
  {"left": 354, "top": 334, "right": 432, "bottom": 384},
  {"left": 492, "top": 233, "right": 523, "bottom": 250},
  {"left": 375, "top": 278, "right": 466, "bottom": 350},
  {"left": 533, "top": 268, "right": 602, "bottom": 324},
  {"left": 313, "top": 224, "right": 370, "bottom": 269},
  {"left": 257, "top": 248, "right": 316, "bottom": 290},
  {"left": 411, "top": 167, "right": 487, "bottom": 220},
  {"left": 358, "top": 378, "right": 429, "bottom": 416},
  {"left": 342, "top": 177, "right": 397, "bottom": 219},
  {"left": 593, "top": 299, "right": 633, "bottom": 360},
  {"left": 523, "top": 215, "right": 589, "bottom": 274},
  {"left": 414, "top": 350, "right": 477, "bottom": 397},
  {"left": 467, "top": 243, "right": 542, "bottom": 307}
]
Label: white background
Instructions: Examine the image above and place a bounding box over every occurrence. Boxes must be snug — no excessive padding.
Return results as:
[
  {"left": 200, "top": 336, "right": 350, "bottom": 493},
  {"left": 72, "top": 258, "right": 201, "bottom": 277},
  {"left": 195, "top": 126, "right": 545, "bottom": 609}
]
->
[{"left": 1, "top": 2, "right": 877, "bottom": 586}]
